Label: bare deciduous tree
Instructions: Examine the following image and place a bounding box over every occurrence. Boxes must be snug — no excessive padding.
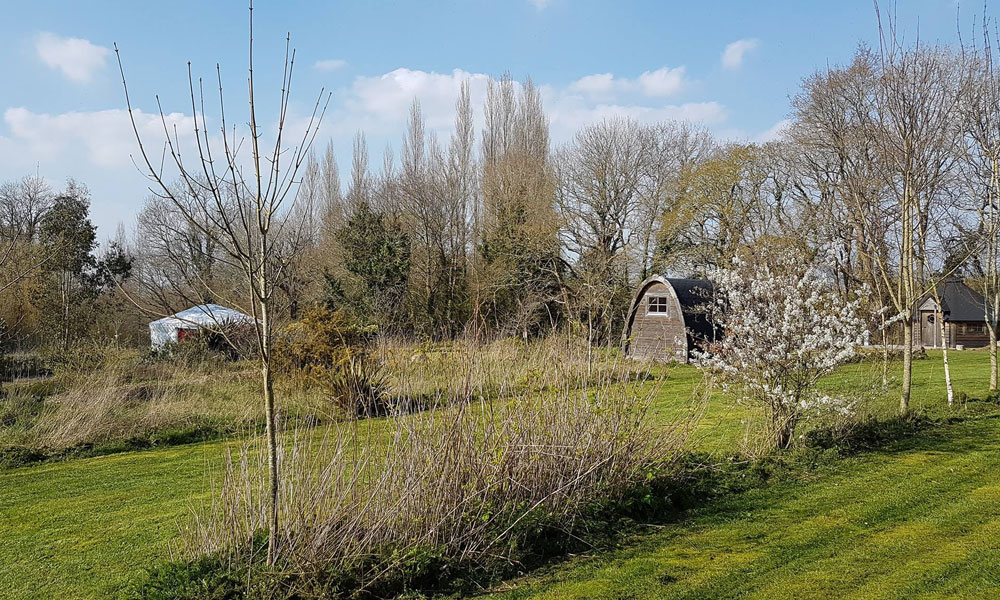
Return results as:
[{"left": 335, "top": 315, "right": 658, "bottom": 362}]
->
[
  {"left": 115, "top": 2, "right": 329, "bottom": 564},
  {"left": 868, "top": 20, "right": 962, "bottom": 413},
  {"left": 961, "top": 22, "right": 1000, "bottom": 391}
]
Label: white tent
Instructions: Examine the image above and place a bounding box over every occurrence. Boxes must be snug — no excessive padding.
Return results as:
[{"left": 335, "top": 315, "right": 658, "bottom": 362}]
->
[{"left": 148, "top": 304, "right": 254, "bottom": 349}]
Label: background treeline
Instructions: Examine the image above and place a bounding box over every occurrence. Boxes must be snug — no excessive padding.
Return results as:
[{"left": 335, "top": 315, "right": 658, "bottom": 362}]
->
[
  {"left": 0, "top": 177, "right": 134, "bottom": 350},
  {"left": 5, "top": 39, "right": 1000, "bottom": 359}
]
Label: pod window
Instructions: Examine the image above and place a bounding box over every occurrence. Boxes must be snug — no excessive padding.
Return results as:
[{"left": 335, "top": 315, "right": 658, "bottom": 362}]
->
[{"left": 647, "top": 296, "right": 669, "bottom": 315}]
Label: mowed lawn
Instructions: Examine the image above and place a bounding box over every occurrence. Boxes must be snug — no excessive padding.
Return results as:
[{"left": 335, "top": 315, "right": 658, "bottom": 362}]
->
[
  {"left": 0, "top": 350, "right": 997, "bottom": 599},
  {"left": 485, "top": 414, "right": 1000, "bottom": 600},
  {"left": 486, "top": 351, "right": 1000, "bottom": 600}
]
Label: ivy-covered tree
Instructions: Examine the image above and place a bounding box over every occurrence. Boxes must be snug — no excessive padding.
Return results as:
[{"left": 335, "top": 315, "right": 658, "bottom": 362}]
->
[
  {"left": 325, "top": 202, "right": 411, "bottom": 330},
  {"left": 37, "top": 181, "right": 98, "bottom": 348}
]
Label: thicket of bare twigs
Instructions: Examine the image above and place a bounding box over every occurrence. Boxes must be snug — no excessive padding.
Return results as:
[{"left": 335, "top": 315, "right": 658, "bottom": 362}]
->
[{"left": 175, "top": 360, "right": 686, "bottom": 598}]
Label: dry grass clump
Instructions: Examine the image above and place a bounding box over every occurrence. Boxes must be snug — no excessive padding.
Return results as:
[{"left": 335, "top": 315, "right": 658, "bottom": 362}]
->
[
  {"left": 37, "top": 365, "right": 206, "bottom": 448},
  {"left": 5, "top": 335, "right": 646, "bottom": 457},
  {"left": 0, "top": 346, "right": 331, "bottom": 453},
  {"left": 182, "top": 367, "right": 685, "bottom": 596},
  {"left": 379, "top": 334, "right": 645, "bottom": 404},
  {"left": 21, "top": 357, "right": 262, "bottom": 450}
]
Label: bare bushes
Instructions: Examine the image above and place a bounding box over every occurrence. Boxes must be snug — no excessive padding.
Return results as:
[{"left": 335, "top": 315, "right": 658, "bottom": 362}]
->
[{"left": 180, "top": 374, "right": 684, "bottom": 596}]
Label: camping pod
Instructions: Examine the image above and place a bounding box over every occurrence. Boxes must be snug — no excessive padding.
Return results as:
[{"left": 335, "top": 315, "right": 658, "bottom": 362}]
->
[{"left": 622, "top": 276, "right": 717, "bottom": 362}]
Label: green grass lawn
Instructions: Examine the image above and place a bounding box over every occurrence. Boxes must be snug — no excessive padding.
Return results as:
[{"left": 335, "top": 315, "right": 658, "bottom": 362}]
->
[
  {"left": 484, "top": 413, "right": 1000, "bottom": 600},
  {"left": 0, "top": 350, "right": 997, "bottom": 599},
  {"left": 481, "top": 350, "right": 1000, "bottom": 600}
]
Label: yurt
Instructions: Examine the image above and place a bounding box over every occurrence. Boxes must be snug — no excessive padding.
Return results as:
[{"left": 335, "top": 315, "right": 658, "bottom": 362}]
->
[{"left": 148, "top": 304, "right": 253, "bottom": 349}]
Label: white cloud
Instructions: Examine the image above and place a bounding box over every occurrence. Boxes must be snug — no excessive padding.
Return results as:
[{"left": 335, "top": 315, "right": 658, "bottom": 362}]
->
[
  {"left": 755, "top": 118, "right": 791, "bottom": 143},
  {"left": 330, "top": 66, "right": 718, "bottom": 145},
  {"left": 568, "top": 66, "right": 687, "bottom": 99},
  {"left": 0, "top": 108, "right": 198, "bottom": 241},
  {"left": 0, "top": 66, "right": 731, "bottom": 237},
  {"left": 721, "top": 38, "right": 759, "bottom": 70},
  {"left": 569, "top": 73, "right": 616, "bottom": 97},
  {"left": 332, "top": 68, "right": 494, "bottom": 137},
  {"left": 528, "top": 0, "right": 551, "bottom": 9},
  {"left": 314, "top": 58, "right": 348, "bottom": 71},
  {"left": 544, "top": 95, "right": 728, "bottom": 140},
  {"left": 35, "top": 32, "right": 110, "bottom": 83},
  {"left": 637, "top": 67, "right": 687, "bottom": 96},
  {"left": 3, "top": 107, "right": 194, "bottom": 168}
]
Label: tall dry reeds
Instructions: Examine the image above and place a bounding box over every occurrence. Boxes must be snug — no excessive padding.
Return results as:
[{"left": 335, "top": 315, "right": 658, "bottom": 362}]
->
[
  {"left": 29, "top": 355, "right": 263, "bottom": 450},
  {"left": 182, "top": 350, "right": 688, "bottom": 595}
]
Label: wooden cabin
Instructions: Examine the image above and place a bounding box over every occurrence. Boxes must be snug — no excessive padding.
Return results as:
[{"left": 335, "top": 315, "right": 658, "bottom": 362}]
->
[
  {"left": 913, "top": 279, "right": 993, "bottom": 349},
  {"left": 622, "top": 276, "right": 717, "bottom": 362}
]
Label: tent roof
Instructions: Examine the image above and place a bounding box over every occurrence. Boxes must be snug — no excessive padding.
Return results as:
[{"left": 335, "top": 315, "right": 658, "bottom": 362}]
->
[{"left": 149, "top": 304, "right": 253, "bottom": 329}]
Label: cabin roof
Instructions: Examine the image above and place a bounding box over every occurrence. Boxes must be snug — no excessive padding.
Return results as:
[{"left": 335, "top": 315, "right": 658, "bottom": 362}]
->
[
  {"left": 666, "top": 277, "right": 714, "bottom": 308},
  {"left": 922, "top": 279, "right": 987, "bottom": 322},
  {"left": 664, "top": 277, "right": 716, "bottom": 342}
]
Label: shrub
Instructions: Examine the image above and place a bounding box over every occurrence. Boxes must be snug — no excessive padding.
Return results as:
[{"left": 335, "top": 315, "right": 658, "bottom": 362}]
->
[
  {"left": 274, "top": 307, "right": 386, "bottom": 417},
  {"left": 171, "top": 371, "right": 686, "bottom": 598},
  {"left": 128, "top": 555, "right": 244, "bottom": 600},
  {"left": 0, "top": 445, "right": 47, "bottom": 469},
  {"left": 323, "top": 355, "right": 389, "bottom": 417},
  {"left": 696, "top": 251, "right": 869, "bottom": 450}
]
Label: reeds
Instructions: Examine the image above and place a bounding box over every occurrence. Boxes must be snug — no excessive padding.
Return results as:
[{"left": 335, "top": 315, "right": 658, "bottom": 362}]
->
[{"left": 182, "top": 342, "right": 687, "bottom": 594}]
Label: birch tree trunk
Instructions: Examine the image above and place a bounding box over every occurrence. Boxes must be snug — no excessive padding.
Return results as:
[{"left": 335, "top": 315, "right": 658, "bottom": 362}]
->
[
  {"left": 901, "top": 317, "right": 913, "bottom": 414},
  {"left": 935, "top": 302, "right": 954, "bottom": 406},
  {"left": 990, "top": 326, "right": 998, "bottom": 392}
]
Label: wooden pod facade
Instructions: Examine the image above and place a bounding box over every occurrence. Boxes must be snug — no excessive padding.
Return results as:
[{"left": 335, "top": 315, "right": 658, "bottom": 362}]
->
[{"left": 622, "top": 276, "right": 717, "bottom": 363}]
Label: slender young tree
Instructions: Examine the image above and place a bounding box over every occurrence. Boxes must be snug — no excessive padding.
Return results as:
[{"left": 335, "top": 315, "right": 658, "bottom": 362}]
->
[
  {"left": 846, "top": 11, "right": 964, "bottom": 414},
  {"left": 961, "top": 23, "right": 1000, "bottom": 391},
  {"left": 115, "top": 2, "right": 329, "bottom": 564}
]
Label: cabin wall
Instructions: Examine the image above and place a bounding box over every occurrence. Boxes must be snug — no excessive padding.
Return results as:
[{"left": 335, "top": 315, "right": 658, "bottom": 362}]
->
[
  {"left": 954, "top": 322, "right": 989, "bottom": 348},
  {"left": 626, "top": 281, "right": 688, "bottom": 362},
  {"left": 913, "top": 314, "right": 989, "bottom": 348}
]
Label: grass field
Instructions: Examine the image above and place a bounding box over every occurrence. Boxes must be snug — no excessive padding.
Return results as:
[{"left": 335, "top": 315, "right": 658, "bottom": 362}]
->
[
  {"left": 0, "top": 350, "right": 997, "bottom": 599},
  {"left": 486, "top": 413, "right": 1000, "bottom": 600}
]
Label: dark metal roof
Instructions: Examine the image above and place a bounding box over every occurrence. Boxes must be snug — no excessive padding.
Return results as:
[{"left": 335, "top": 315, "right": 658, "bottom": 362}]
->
[
  {"left": 927, "top": 279, "right": 988, "bottom": 322},
  {"left": 666, "top": 277, "right": 719, "bottom": 346}
]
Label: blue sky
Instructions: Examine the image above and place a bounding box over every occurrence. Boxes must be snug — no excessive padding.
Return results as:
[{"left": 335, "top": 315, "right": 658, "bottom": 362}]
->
[{"left": 0, "top": 0, "right": 977, "bottom": 239}]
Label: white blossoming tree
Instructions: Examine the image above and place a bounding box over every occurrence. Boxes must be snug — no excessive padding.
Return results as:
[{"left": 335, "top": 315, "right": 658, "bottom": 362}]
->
[{"left": 697, "top": 251, "right": 869, "bottom": 450}]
